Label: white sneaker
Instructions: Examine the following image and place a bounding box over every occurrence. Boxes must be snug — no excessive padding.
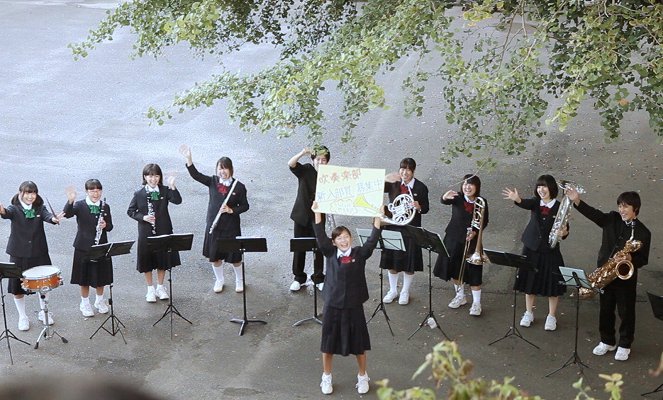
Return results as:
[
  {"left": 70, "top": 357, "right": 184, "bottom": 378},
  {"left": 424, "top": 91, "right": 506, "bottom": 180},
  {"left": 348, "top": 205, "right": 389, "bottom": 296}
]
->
[
  {"left": 18, "top": 316, "right": 29, "bottom": 331},
  {"left": 289, "top": 281, "right": 302, "bottom": 292},
  {"left": 448, "top": 294, "right": 467, "bottom": 309},
  {"left": 615, "top": 347, "right": 630, "bottom": 361},
  {"left": 356, "top": 373, "right": 370, "bottom": 394},
  {"left": 316, "top": 282, "right": 324, "bottom": 291},
  {"left": 469, "top": 303, "right": 482, "bottom": 316},
  {"left": 80, "top": 301, "right": 94, "bottom": 317},
  {"left": 320, "top": 373, "right": 333, "bottom": 395},
  {"left": 235, "top": 279, "right": 244, "bottom": 293},
  {"left": 156, "top": 286, "right": 169, "bottom": 300},
  {"left": 519, "top": 311, "right": 534, "bottom": 327},
  {"left": 38, "top": 310, "right": 54, "bottom": 325},
  {"left": 544, "top": 315, "right": 557, "bottom": 331},
  {"left": 398, "top": 291, "right": 410, "bottom": 305},
  {"left": 593, "top": 342, "right": 617, "bottom": 356},
  {"left": 213, "top": 280, "right": 224, "bottom": 293},
  {"left": 95, "top": 298, "right": 109, "bottom": 314},
  {"left": 383, "top": 290, "right": 398, "bottom": 304},
  {"left": 146, "top": 288, "right": 157, "bottom": 303}
]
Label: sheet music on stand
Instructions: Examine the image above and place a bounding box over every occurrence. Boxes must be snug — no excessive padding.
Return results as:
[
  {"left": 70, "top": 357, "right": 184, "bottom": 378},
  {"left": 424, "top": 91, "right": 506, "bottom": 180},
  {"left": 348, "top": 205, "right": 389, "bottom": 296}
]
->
[
  {"left": 403, "top": 225, "right": 449, "bottom": 258},
  {"left": 356, "top": 229, "right": 405, "bottom": 251},
  {"left": 558, "top": 267, "right": 592, "bottom": 289}
]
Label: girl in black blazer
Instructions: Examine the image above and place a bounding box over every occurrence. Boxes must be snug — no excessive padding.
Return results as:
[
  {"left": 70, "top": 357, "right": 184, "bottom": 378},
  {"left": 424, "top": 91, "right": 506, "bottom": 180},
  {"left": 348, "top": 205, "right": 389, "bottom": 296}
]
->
[
  {"left": 181, "top": 145, "right": 249, "bottom": 293},
  {"left": 0, "top": 181, "right": 61, "bottom": 331},
  {"left": 127, "top": 164, "right": 182, "bottom": 303},
  {"left": 433, "top": 174, "right": 489, "bottom": 316},
  {"left": 63, "top": 179, "right": 113, "bottom": 317},
  {"left": 503, "top": 174, "right": 568, "bottom": 331},
  {"left": 312, "top": 203, "right": 381, "bottom": 395},
  {"left": 379, "top": 158, "right": 429, "bottom": 306}
]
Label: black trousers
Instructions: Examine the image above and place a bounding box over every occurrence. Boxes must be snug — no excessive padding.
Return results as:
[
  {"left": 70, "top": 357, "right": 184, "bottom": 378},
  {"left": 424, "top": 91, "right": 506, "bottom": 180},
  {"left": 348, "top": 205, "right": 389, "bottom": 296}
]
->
[
  {"left": 599, "top": 283, "right": 636, "bottom": 348},
  {"left": 292, "top": 222, "right": 324, "bottom": 284}
]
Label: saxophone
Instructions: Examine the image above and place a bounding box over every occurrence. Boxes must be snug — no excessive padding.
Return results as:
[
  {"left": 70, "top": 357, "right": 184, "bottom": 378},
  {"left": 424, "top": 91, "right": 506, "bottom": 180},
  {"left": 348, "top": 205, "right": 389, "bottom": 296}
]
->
[
  {"left": 579, "top": 221, "right": 640, "bottom": 299},
  {"left": 549, "top": 180, "right": 584, "bottom": 248}
]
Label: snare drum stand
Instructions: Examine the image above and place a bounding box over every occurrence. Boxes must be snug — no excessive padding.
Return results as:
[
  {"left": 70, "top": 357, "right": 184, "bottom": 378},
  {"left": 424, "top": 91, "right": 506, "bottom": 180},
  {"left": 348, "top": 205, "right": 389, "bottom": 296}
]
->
[
  {"left": 34, "top": 288, "right": 67, "bottom": 349},
  {"left": 0, "top": 276, "right": 30, "bottom": 364}
]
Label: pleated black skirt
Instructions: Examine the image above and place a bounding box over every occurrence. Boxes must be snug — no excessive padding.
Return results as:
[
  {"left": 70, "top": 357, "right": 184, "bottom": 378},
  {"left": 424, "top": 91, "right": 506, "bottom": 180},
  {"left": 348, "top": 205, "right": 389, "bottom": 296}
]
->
[
  {"left": 70, "top": 249, "right": 113, "bottom": 287},
  {"left": 320, "top": 305, "right": 371, "bottom": 356},
  {"left": 514, "top": 246, "right": 567, "bottom": 297}
]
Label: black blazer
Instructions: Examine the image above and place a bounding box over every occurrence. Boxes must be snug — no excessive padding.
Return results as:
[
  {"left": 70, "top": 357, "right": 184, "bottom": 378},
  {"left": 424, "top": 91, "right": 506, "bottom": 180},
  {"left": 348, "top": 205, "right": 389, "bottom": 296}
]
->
[
  {"left": 516, "top": 198, "right": 565, "bottom": 252},
  {"left": 313, "top": 221, "right": 380, "bottom": 309},
  {"left": 127, "top": 185, "right": 182, "bottom": 238},
  {"left": 1, "top": 204, "right": 56, "bottom": 258},
  {"left": 575, "top": 200, "right": 651, "bottom": 272},
  {"left": 289, "top": 162, "right": 317, "bottom": 227},
  {"left": 63, "top": 199, "right": 113, "bottom": 250},
  {"left": 442, "top": 194, "right": 489, "bottom": 241},
  {"left": 186, "top": 164, "right": 249, "bottom": 237},
  {"left": 384, "top": 179, "right": 429, "bottom": 227}
]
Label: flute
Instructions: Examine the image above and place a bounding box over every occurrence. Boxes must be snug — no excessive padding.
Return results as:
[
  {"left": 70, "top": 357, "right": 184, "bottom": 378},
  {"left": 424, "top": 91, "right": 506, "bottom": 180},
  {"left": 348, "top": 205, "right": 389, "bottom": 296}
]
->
[
  {"left": 94, "top": 197, "right": 106, "bottom": 245},
  {"left": 209, "top": 179, "right": 239, "bottom": 234}
]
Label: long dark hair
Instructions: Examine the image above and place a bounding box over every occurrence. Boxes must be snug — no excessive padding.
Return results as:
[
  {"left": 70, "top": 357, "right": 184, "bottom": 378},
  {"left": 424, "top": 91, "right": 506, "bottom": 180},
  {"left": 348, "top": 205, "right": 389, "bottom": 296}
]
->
[
  {"left": 460, "top": 174, "right": 481, "bottom": 197},
  {"left": 534, "top": 175, "right": 558, "bottom": 199},
  {"left": 216, "top": 157, "right": 234, "bottom": 177},
  {"left": 142, "top": 164, "right": 163, "bottom": 185},
  {"left": 11, "top": 181, "right": 44, "bottom": 209}
]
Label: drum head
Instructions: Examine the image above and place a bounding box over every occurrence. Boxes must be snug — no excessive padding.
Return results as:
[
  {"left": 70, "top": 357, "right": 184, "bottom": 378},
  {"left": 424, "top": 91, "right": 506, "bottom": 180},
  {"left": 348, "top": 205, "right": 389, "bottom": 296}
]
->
[{"left": 22, "top": 265, "right": 61, "bottom": 279}]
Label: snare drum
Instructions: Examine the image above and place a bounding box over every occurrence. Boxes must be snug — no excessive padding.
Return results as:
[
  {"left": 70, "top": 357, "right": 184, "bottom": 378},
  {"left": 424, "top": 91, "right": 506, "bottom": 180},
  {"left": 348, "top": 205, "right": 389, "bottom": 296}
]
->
[{"left": 21, "top": 266, "right": 63, "bottom": 292}]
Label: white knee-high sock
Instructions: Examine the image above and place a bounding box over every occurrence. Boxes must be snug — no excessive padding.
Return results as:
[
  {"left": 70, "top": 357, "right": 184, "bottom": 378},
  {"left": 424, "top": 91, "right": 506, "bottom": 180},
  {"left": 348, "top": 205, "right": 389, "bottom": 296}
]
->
[
  {"left": 402, "top": 273, "right": 414, "bottom": 293},
  {"left": 232, "top": 265, "right": 243, "bottom": 282},
  {"left": 387, "top": 272, "right": 399, "bottom": 293},
  {"left": 212, "top": 265, "right": 224, "bottom": 282},
  {"left": 472, "top": 289, "right": 481, "bottom": 304},
  {"left": 454, "top": 283, "right": 465, "bottom": 296},
  {"left": 13, "top": 297, "right": 27, "bottom": 318}
]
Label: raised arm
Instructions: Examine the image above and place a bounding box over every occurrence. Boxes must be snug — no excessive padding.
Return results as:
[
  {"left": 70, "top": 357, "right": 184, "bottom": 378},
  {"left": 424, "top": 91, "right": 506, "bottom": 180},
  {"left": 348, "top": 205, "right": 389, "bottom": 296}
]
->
[{"left": 288, "top": 148, "right": 311, "bottom": 169}]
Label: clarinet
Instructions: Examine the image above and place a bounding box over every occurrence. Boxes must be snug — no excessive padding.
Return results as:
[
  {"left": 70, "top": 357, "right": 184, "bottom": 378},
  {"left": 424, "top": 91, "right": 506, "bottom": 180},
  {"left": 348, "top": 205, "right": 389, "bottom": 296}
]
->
[
  {"left": 147, "top": 190, "right": 156, "bottom": 235},
  {"left": 94, "top": 197, "right": 106, "bottom": 245}
]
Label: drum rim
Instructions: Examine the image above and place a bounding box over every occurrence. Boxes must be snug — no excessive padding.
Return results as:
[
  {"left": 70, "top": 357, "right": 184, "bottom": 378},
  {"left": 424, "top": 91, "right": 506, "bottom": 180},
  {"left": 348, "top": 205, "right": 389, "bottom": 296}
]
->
[{"left": 22, "top": 265, "right": 61, "bottom": 279}]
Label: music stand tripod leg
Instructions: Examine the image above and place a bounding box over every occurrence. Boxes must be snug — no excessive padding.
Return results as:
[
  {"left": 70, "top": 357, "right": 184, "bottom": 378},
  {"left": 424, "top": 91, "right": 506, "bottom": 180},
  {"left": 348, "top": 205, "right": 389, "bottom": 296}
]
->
[
  {"left": 293, "top": 284, "right": 322, "bottom": 326},
  {"left": 230, "top": 254, "right": 267, "bottom": 336},
  {"left": 366, "top": 268, "right": 394, "bottom": 336},
  {"left": 90, "top": 284, "right": 127, "bottom": 344},
  {"left": 408, "top": 249, "right": 450, "bottom": 341},
  {"left": 0, "top": 282, "right": 30, "bottom": 364},
  {"left": 641, "top": 382, "right": 663, "bottom": 397}
]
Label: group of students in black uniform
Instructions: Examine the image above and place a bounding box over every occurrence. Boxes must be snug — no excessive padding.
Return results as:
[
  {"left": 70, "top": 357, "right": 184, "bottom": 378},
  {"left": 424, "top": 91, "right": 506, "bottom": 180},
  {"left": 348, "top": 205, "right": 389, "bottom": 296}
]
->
[{"left": 0, "top": 144, "right": 652, "bottom": 395}]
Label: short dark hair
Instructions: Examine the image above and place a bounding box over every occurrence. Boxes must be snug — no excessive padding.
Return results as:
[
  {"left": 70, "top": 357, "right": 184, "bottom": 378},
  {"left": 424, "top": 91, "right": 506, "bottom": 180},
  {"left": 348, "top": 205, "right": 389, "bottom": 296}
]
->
[
  {"left": 617, "top": 191, "right": 641, "bottom": 215},
  {"left": 461, "top": 174, "right": 481, "bottom": 197},
  {"left": 85, "top": 179, "right": 103, "bottom": 190},
  {"left": 535, "top": 174, "right": 558, "bottom": 199},
  {"left": 311, "top": 145, "right": 330, "bottom": 162},
  {"left": 216, "top": 157, "right": 234, "bottom": 177},
  {"left": 399, "top": 158, "right": 416, "bottom": 171},
  {"left": 331, "top": 225, "right": 351, "bottom": 241},
  {"left": 142, "top": 163, "right": 163, "bottom": 185}
]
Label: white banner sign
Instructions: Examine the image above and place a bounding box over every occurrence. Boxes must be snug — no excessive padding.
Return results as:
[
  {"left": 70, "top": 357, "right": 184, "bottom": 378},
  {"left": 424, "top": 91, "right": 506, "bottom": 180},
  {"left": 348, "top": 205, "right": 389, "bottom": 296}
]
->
[{"left": 315, "top": 165, "right": 385, "bottom": 217}]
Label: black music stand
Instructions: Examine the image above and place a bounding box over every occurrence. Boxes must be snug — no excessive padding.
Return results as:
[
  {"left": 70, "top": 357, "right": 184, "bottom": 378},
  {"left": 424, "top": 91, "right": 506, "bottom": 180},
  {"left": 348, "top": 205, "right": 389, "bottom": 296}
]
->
[
  {"left": 217, "top": 237, "right": 268, "bottom": 336},
  {"left": 149, "top": 233, "right": 194, "bottom": 339},
  {"left": 290, "top": 238, "right": 323, "bottom": 327},
  {"left": 403, "top": 226, "right": 451, "bottom": 341},
  {"left": 484, "top": 249, "right": 539, "bottom": 349},
  {"left": 358, "top": 228, "right": 404, "bottom": 337},
  {"left": 546, "top": 267, "right": 594, "bottom": 377},
  {"left": 88, "top": 240, "right": 134, "bottom": 344},
  {"left": 0, "top": 262, "right": 30, "bottom": 364},
  {"left": 641, "top": 291, "right": 663, "bottom": 396}
]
